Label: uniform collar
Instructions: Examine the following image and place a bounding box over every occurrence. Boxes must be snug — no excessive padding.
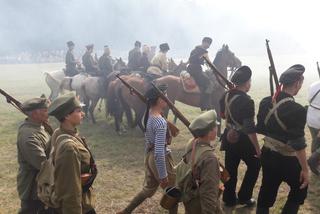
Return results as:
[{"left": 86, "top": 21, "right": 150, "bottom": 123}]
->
[
  {"left": 60, "top": 124, "right": 78, "bottom": 136},
  {"left": 24, "top": 118, "right": 43, "bottom": 128}
]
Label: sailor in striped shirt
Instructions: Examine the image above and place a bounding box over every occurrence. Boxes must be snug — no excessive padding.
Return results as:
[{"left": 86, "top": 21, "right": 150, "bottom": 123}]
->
[{"left": 118, "top": 84, "right": 177, "bottom": 214}]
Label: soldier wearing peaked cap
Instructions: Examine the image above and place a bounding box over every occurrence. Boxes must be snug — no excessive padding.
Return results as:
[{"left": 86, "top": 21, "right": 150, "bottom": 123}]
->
[
  {"left": 48, "top": 93, "right": 97, "bottom": 214},
  {"left": 117, "top": 85, "right": 178, "bottom": 214},
  {"left": 175, "top": 110, "right": 223, "bottom": 214},
  {"left": 65, "top": 41, "right": 80, "bottom": 77},
  {"left": 82, "top": 44, "right": 100, "bottom": 76},
  {"left": 147, "top": 43, "right": 170, "bottom": 77},
  {"left": 256, "top": 64, "right": 308, "bottom": 214},
  {"left": 219, "top": 65, "right": 261, "bottom": 207},
  {"left": 16, "top": 97, "right": 52, "bottom": 213},
  {"left": 128, "top": 41, "right": 142, "bottom": 71}
]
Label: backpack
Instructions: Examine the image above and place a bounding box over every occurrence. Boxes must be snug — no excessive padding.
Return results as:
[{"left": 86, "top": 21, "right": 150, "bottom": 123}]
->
[{"left": 36, "top": 134, "right": 70, "bottom": 208}]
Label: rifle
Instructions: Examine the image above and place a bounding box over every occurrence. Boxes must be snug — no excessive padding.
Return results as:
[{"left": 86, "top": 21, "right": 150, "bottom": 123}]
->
[
  {"left": 0, "top": 88, "right": 54, "bottom": 135},
  {"left": 202, "top": 56, "right": 234, "bottom": 89},
  {"left": 115, "top": 74, "right": 179, "bottom": 137},
  {"left": 317, "top": 62, "right": 320, "bottom": 79},
  {"left": 266, "top": 39, "right": 280, "bottom": 96},
  {"left": 150, "top": 83, "right": 230, "bottom": 183}
]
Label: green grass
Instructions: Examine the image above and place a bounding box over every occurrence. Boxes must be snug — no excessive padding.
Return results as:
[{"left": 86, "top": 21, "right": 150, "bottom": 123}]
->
[{"left": 0, "top": 63, "right": 319, "bottom": 213}]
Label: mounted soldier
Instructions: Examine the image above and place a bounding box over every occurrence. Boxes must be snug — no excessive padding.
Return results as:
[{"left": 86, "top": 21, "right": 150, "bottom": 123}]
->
[
  {"left": 65, "top": 41, "right": 80, "bottom": 77},
  {"left": 187, "top": 37, "right": 213, "bottom": 111},
  {"left": 147, "top": 43, "right": 170, "bottom": 77},
  {"left": 82, "top": 44, "right": 100, "bottom": 76},
  {"left": 128, "top": 41, "right": 142, "bottom": 71},
  {"left": 98, "top": 45, "right": 113, "bottom": 78},
  {"left": 139, "top": 44, "right": 151, "bottom": 72}
]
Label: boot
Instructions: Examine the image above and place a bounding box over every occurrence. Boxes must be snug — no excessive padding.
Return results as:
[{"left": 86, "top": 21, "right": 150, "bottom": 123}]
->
[
  {"left": 281, "top": 202, "right": 299, "bottom": 214},
  {"left": 256, "top": 207, "right": 269, "bottom": 214},
  {"left": 308, "top": 151, "right": 320, "bottom": 176}
]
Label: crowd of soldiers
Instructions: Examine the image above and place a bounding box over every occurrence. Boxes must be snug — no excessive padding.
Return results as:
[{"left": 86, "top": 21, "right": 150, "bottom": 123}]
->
[{"left": 15, "top": 36, "right": 320, "bottom": 214}]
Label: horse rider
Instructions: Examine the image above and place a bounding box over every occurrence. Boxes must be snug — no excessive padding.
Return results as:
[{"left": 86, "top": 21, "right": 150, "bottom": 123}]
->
[
  {"left": 146, "top": 43, "right": 170, "bottom": 77},
  {"left": 306, "top": 80, "right": 320, "bottom": 175},
  {"left": 220, "top": 65, "right": 261, "bottom": 207},
  {"left": 65, "top": 41, "right": 80, "bottom": 77},
  {"left": 187, "top": 37, "right": 213, "bottom": 111},
  {"left": 256, "top": 65, "right": 309, "bottom": 214},
  {"left": 82, "top": 44, "right": 100, "bottom": 76},
  {"left": 98, "top": 45, "right": 114, "bottom": 78},
  {"left": 128, "top": 41, "right": 142, "bottom": 71},
  {"left": 16, "top": 97, "right": 52, "bottom": 213},
  {"left": 175, "top": 110, "right": 223, "bottom": 213},
  {"left": 139, "top": 44, "right": 151, "bottom": 72}
]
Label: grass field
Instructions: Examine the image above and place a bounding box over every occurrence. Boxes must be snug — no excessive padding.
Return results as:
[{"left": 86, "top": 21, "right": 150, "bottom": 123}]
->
[{"left": 0, "top": 63, "right": 319, "bottom": 214}]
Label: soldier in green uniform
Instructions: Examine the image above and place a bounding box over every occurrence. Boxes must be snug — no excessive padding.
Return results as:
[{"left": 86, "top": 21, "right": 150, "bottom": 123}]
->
[
  {"left": 176, "top": 110, "right": 223, "bottom": 214},
  {"left": 98, "top": 45, "right": 113, "bottom": 78},
  {"left": 17, "top": 97, "right": 51, "bottom": 214},
  {"left": 65, "top": 41, "right": 79, "bottom": 77},
  {"left": 82, "top": 44, "right": 100, "bottom": 76},
  {"left": 48, "top": 93, "right": 96, "bottom": 214}
]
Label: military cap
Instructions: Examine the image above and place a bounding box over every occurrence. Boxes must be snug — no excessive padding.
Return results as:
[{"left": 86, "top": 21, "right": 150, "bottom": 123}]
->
[
  {"left": 159, "top": 43, "right": 170, "bottom": 52},
  {"left": 48, "top": 93, "right": 82, "bottom": 120},
  {"left": 279, "top": 64, "right": 305, "bottom": 85},
  {"left": 189, "top": 110, "right": 219, "bottom": 137},
  {"left": 135, "top": 41, "right": 141, "bottom": 47},
  {"left": 231, "top": 65, "right": 252, "bottom": 85},
  {"left": 202, "top": 37, "right": 213, "bottom": 44},
  {"left": 21, "top": 98, "right": 49, "bottom": 112},
  {"left": 86, "top": 44, "right": 94, "bottom": 49},
  {"left": 67, "top": 41, "right": 74, "bottom": 47},
  {"left": 145, "top": 84, "right": 168, "bottom": 101}
]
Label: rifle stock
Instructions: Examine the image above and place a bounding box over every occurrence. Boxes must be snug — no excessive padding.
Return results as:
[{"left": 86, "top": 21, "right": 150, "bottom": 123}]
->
[
  {"left": 0, "top": 88, "right": 53, "bottom": 135},
  {"left": 202, "top": 56, "right": 234, "bottom": 89}
]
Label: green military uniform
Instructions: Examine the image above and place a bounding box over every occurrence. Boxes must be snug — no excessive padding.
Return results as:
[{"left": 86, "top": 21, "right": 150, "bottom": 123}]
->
[
  {"left": 176, "top": 110, "right": 223, "bottom": 214},
  {"left": 17, "top": 98, "right": 51, "bottom": 213},
  {"left": 48, "top": 93, "right": 96, "bottom": 214}
]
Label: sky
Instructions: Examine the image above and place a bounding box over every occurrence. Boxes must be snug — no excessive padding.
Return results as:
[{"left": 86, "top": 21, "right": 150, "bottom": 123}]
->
[{"left": 0, "top": 0, "right": 319, "bottom": 68}]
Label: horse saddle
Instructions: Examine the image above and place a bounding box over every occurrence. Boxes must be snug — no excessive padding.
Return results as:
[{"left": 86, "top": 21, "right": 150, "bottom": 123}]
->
[{"left": 180, "top": 71, "right": 200, "bottom": 93}]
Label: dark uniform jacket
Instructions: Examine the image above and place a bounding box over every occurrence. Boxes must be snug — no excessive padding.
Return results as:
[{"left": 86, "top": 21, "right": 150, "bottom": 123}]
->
[
  {"left": 220, "top": 89, "right": 256, "bottom": 150},
  {"left": 98, "top": 54, "right": 113, "bottom": 77},
  {"left": 17, "top": 119, "right": 50, "bottom": 200},
  {"left": 65, "top": 50, "right": 78, "bottom": 76},
  {"left": 187, "top": 46, "right": 208, "bottom": 74},
  {"left": 82, "top": 51, "right": 99, "bottom": 75},
  {"left": 128, "top": 47, "right": 142, "bottom": 70},
  {"left": 257, "top": 91, "right": 307, "bottom": 150}
]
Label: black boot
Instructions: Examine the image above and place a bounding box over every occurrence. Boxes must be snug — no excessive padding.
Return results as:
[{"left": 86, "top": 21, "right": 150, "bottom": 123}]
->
[
  {"left": 308, "top": 152, "right": 320, "bottom": 176},
  {"left": 281, "top": 202, "right": 299, "bottom": 214},
  {"left": 256, "top": 207, "right": 269, "bottom": 214}
]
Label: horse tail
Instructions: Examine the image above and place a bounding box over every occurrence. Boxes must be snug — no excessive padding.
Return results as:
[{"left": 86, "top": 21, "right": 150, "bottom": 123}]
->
[
  {"left": 106, "top": 80, "right": 120, "bottom": 116},
  {"left": 118, "top": 87, "right": 135, "bottom": 128},
  {"left": 44, "top": 71, "right": 61, "bottom": 85}
]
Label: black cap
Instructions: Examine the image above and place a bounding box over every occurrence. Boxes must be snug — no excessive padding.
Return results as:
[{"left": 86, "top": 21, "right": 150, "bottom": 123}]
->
[
  {"left": 159, "top": 43, "right": 170, "bottom": 52},
  {"left": 231, "top": 65, "right": 252, "bottom": 85},
  {"left": 67, "top": 41, "right": 74, "bottom": 47},
  {"left": 135, "top": 41, "right": 141, "bottom": 47},
  {"left": 145, "top": 84, "right": 168, "bottom": 101},
  {"left": 202, "top": 37, "right": 213, "bottom": 44},
  {"left": 279, "top": 64, "right": 305, "bottom": 85}
]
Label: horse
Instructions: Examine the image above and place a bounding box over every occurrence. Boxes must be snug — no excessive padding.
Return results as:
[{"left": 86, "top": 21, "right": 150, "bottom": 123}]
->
[
  {"left": 167, "top": 58, "right": 188, "bottom": 76},
  {"left": 44, "top": 69, "right": 66, "bottom": 100}
]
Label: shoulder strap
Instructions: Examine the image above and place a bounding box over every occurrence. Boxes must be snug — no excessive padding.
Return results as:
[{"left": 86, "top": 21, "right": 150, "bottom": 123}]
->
[
  {"left": 264, "top": 97, "right": 294, "bottom": 131},
  {"left": 224, "top": 92, "right": 241, "bottom": 128}
]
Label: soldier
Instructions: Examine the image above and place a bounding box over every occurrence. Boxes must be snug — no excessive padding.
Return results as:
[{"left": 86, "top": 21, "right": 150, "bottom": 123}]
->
[
  {"left": 82, "top": 44, "right": 100, "bottom": 76},
  {"left": 147, "top": 43, "right": 170, "bottom": 77},
  {"left": 16, "top": 97, "right": 51, "bottom": 213},
  {"left": 98, "top": 45, "right": 113, "bottom": 78},
  {"left": 128, "top": 41, "right": 142, "bottom": 71},
  {"left": 256, "top": 65, "right": 309, "bottom": 214},
  {"left": 139, "top": 44, "right": 151, "bottom": 72},
  {"left": 117, "top": 85, "right": 177, "bottom": 214},
  {"left": 176, "top": 110, "right": 223, "bottom": 213},
  {"left": 220, "top": 65, "right": 261, "bottom": 207},
  {"left": 48, "top": 93, "right": 96, "bottom": 214},
  {"left": 187, "top": 37, "right": 213, "bottom": 111},
  {"left": 306, "top": 80, "right": 320, "bottom": 175},
  {"left": 65, "top": 41, "right": 79, "bottom": 77}
]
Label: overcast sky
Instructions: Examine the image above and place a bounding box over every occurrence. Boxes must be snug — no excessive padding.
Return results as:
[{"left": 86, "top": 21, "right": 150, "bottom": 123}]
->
[{"left": 0, "top": 0, "right": 319, "bottom": 60}]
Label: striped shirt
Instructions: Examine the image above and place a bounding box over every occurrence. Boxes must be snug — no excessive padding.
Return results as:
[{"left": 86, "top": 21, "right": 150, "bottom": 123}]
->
[{"left": 145, "top": 115, "right": 170, "bottom": 179}]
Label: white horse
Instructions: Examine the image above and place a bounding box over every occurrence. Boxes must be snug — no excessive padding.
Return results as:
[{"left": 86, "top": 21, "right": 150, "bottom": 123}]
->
[
  {"left": 59, "top": 73, "right": 89, "bottom": 97},
  {"left": 44, "top": 70, "right": 65, "bottom": 100}
]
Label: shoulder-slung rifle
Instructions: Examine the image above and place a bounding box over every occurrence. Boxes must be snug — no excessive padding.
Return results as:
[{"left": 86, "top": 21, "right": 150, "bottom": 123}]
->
[
  {"left": 266, "top": 39, "right": 279, "bottom": 96},
  {"left": 0, "top": 88, "right": 53, "bottom": 135},
  {"left": 317, "top": 62, "right": 320, "bottom": 79}
]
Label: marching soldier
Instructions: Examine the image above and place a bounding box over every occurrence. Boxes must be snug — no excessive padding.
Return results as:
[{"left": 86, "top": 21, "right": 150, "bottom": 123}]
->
[
  {"left": 82, "top": 44, "right": 100, "bottom": 76},
  {"left": 187, "top": 37, "right": 213, "bottom": 111},
  {"left": 147, "top": 43, "right": 170, "bottom": 76},
  {"left": 128, "top": 41, "right": 142, "bottom": 71},
  {"left": 256, "top": 64, "right": 309, "bottom": 214},
  {"left": 306, "top": 80, "right": 320, "bottom": 175},
  {"left": 48, "top": 93, "right": 97, "bottom": 214},
  {"left": 65, "top": 41, "right": 79, "bottom": 77},
  {"left": 176, "top": 110, "right": 223, "bottom": 214},
  {"left": 117, "top": 85, "right": 177, "bottom": 214},
  {"left": 220, "top": 65, "right": 261, "bottom": 207},
  {"left": 16, "top": 97, "right": 51, "bottom": 213}
]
